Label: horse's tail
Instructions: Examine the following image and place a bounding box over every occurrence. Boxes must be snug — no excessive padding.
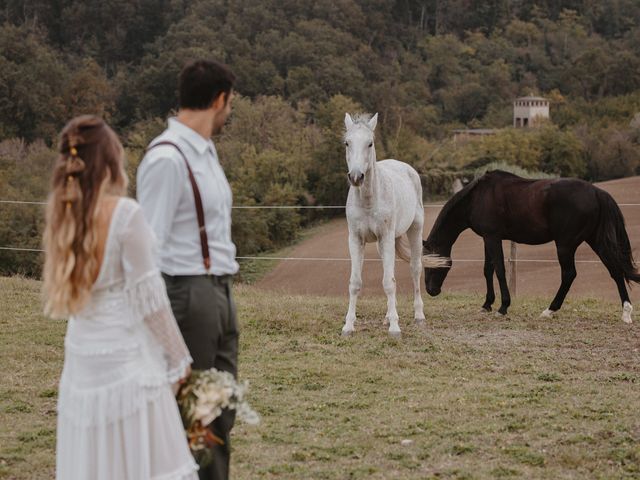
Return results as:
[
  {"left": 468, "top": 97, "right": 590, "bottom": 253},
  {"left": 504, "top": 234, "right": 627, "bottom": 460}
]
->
[
  {"left": 594, "top": 188, "right": 640, "bottom": 284},
  {"left": 395, "top": 234, "right": 411, "bottom": 263}
]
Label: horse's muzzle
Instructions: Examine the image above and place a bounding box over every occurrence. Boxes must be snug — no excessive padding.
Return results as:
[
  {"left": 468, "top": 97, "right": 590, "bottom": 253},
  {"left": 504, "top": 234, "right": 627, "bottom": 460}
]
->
[
  {"left": 348, "top": 172, "right": 365, "bottom": 187},
  {"left": 426, "top": 286, "right": 441, "bottom": 297}
]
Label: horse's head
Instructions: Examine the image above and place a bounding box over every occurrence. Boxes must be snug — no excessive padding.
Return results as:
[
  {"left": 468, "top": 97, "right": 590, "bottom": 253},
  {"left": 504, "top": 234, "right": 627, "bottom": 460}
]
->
[
  {"left": 344, "top": 113, "right": 378, "bottom": 187},
  {"left": 422, "top": 240, "right": 452, "bottom": 297}
]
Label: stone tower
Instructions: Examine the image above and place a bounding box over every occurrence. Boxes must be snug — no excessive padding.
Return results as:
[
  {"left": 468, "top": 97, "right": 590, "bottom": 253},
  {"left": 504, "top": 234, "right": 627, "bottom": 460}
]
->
[{"left": 513, "top": 95, "right": 550, "bottom": 128}]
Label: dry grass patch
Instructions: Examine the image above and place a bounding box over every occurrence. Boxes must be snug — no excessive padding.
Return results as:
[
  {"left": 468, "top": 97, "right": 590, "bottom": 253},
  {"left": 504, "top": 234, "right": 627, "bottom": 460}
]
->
[{"left": 1, "top": 277, "right": 639, "bottom": 479}]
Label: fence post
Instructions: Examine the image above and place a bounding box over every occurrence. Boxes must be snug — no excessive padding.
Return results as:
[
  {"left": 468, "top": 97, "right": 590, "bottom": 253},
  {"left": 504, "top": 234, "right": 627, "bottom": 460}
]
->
[{"left": 508, "top": 241, "right": 517, "bottom": 297}]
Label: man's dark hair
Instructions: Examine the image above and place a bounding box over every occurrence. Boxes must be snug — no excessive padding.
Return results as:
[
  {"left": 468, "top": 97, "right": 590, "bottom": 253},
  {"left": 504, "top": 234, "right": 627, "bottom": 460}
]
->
[{"left": 178, "top": 60, "right": 236, "bottom": 110}]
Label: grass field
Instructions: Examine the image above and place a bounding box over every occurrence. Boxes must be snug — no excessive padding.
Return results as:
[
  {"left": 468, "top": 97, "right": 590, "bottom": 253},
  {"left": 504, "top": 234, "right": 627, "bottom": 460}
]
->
[{"left": 1, "top": 275, "right": 639, "bottom": 479}]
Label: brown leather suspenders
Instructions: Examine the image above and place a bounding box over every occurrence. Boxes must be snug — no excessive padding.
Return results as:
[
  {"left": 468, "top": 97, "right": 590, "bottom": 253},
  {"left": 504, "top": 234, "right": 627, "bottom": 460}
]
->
[{"left": 146, "top": 141, "right": 211, "bottom": 271}]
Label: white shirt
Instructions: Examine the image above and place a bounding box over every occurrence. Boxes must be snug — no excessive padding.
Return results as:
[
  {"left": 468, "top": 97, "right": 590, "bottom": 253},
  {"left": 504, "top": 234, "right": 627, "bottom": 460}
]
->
[{"left": 137, "top": 118, "right": 239, "bottom": 276}]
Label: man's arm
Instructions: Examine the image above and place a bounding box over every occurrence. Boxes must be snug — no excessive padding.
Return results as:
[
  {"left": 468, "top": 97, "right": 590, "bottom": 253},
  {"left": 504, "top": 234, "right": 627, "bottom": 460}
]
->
[{"left": 136, "top": 148, "right": 185, "bottom": 258}]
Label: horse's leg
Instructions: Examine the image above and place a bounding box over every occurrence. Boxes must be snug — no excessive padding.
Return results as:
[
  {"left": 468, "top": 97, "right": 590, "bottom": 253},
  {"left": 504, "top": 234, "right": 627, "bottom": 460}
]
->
[
  {"left": 481, "top": 238, "right": 496, "bottom": 312},
  {"left": 342, "top": 234, "right": 365, "bottom": 336},
  {"left": 541, "top": 243, "right": 578, "bottom": 318},
  {"left": 407, "top": 221, "right": 426, "bottom": 325},
  {"left": 486, "top": 238, "right": 510, "bottom": 315},
  {"left": 380, "top": 234, "right": 401, "bottom": 337},
  {"left": 587, "top": 239, "right": 633, "bottom": 323},
  {"left": 610, "top": 274, "right": 633, "bottom": 324}
]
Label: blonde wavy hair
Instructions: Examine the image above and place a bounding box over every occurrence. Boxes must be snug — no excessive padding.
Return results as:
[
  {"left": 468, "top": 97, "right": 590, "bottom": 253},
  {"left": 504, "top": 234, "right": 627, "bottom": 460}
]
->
[{"left": 43, "top": 115, "right": 128, "bottom": 318}]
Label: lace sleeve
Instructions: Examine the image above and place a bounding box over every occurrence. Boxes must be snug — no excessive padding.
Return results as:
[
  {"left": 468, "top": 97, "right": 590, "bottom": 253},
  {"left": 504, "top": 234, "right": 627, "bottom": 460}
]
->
[{"left": 121, "top": 202, "right": 192, "bottom": 382}]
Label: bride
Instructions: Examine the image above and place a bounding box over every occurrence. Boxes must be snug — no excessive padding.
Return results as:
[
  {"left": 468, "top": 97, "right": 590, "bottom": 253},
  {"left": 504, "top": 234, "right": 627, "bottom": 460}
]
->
[{"left": 43, "top": 115, "right": 198, "bottom": 479}]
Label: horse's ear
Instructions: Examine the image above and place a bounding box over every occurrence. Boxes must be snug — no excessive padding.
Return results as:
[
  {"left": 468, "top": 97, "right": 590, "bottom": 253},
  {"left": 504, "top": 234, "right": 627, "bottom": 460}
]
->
[
  {"left": 344, "top": 113, "right": 354, "bottom": 130},
  {"left": 368, "top": 113, "right": 378, "bottom": 131}
]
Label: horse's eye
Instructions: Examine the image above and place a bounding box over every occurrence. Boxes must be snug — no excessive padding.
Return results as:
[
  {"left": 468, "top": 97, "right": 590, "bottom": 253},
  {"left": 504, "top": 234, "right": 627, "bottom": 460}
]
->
[
  {"left": 344, "top": 141, "right": 349, "bottom": 147},
  {"left": 368, "top": 143, "right": 373, "bottom": 148}
]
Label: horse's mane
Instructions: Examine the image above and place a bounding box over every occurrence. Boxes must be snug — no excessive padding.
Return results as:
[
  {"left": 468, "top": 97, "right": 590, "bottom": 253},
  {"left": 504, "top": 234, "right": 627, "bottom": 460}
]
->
[
  {"left": 483, "top": 169, "right": 520, "bottom": 179},
  {"left": 351, "top": 113, "right": 373, "bottom": 126},
  {"left": 427, "top": 170, "right": 524, "bottom": 245},
  {"left": 426, "top": 177, "right": 480, "bottom": 244}
]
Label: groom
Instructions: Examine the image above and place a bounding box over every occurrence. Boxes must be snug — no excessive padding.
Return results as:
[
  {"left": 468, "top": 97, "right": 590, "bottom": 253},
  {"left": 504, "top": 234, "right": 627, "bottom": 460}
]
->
[{"left": 137, "top": 59, "right": 238, "bottom": 480}]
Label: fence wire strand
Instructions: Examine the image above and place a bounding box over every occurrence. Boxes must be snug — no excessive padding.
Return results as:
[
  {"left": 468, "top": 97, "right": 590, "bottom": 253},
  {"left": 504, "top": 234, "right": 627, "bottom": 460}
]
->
[
  {"left": 0, "top": 200, "right": 636, "bottom": 265},
  {"left": 4, "top": 199, "right": 640, "bottom": 208},
  {"left": 0, "top": 246, "right": 611, "bottom": 264}
]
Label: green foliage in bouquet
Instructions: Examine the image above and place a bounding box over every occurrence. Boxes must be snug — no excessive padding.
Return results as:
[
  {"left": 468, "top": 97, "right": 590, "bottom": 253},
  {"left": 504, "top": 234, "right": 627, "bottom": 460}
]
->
[{"left": 177, "top": 368, "right": 259, "bottom": 467}]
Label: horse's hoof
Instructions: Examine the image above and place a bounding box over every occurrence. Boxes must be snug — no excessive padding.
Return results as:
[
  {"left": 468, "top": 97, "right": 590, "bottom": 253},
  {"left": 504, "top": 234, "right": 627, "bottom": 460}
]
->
[
  {"left": 495, "top": 311, "right": 507, "bottom": 317},
  {"left": 415, "top": 318, "right": 427, "bottom": 328},
  {"left": 481, "top": 306, "right": 492, "bottom": 313},
  {"left": 341, "top": 329, "right": 354, "bottom": 337},
  {"left": 540, "top": 309, "right": 554, "bottom": 319},
  {"left": 622, "top": 301, "right": 633, "bottom": 324},
  {"left": 388, "top": 330, "right": 402, "bottom": 339}
]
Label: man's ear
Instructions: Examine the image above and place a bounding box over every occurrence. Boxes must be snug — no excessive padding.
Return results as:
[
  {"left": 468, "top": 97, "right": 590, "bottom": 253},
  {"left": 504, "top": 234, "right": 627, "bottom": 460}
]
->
[{"left": 211, "top": 92, "right": 227, "bottom": 110}]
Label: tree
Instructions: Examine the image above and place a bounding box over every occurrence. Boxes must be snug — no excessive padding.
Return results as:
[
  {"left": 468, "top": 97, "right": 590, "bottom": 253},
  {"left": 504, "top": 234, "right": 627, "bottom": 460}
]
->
[
  {"left": 64, "top": 58, "right": 116, "bottom": 120},
  {"left": 581, "top": 128, "right": 640, "bottom": 180},
  {"left": 308, "top": 95, "right": 363, "bottom": 209},
  {"left": 536, "top": 124, "right": 586, "bottom": 177},
  {"left": 0, "top": 138, "right": 55, "bottom": 276},
  {"left": 0, "top": 24, "right": 68, "bottom": 141},
  {"left": 216, "top": 96, "right": 318, "bottom": 252}
]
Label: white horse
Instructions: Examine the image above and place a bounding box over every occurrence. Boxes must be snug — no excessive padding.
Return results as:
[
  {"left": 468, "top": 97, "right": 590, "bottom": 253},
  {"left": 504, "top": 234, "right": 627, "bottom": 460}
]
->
[{"left": 341, "top": 113, "right": 426, "bottom": 337}]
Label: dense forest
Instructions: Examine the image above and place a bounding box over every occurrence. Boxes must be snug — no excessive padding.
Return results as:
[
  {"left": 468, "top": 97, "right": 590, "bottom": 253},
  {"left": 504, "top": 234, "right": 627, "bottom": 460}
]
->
[{"left": 2, "top": 0, "right": 640, "bottom": 275}]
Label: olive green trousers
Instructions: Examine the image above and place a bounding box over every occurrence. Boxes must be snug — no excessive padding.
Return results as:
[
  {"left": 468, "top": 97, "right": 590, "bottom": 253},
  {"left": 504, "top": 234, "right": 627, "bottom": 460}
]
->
[{"left": 163, "top": 273, "right": 239, "bottom": 480}]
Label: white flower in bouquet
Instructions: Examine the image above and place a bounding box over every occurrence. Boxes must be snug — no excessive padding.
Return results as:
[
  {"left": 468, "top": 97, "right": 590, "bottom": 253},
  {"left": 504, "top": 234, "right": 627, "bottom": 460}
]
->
[
  {"left": 193, "top": 401, "right": 221, "bottom": 427},
  {"left": 177, "top": 367, "right": 260, "bottom": 466}
]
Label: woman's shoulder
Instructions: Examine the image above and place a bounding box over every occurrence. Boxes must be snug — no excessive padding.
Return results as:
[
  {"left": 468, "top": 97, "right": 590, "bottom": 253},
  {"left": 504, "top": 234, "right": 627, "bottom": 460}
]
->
[
  {"left": 118, "top": 196, "right": 141, "bottom": 212},
  {"left": 112, "top": 197, "right": 143, "bottom": 233}
]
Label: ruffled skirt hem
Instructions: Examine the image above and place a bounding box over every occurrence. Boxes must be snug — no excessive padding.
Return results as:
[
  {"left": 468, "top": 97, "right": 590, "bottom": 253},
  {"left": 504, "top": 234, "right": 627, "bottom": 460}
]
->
[
  {"left": 152, "top": 462, "right": 199, "bottom": 480},
  {"left": 57, "top": 385, "right": 198, "bottom": 480}
]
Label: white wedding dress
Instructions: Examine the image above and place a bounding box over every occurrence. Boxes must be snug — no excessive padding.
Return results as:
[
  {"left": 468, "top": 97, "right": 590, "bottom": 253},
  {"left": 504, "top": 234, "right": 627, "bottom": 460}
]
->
[{"left": 56, "top": 197, "right": 198, "bottom": 480}]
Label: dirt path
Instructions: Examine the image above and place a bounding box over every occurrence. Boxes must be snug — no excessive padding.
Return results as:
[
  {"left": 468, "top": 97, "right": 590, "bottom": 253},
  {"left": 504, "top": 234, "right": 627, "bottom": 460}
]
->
[{"left": 256, "top": 176, "right": 640, "bottom": 303}]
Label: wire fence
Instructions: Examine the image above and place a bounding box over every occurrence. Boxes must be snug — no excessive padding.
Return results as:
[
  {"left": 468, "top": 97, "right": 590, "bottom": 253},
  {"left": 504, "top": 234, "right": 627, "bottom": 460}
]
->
[
  {"left": 0, "top": 247, "right": 606, "bottom": 265},
  {"left": 4, "top": 199, "right": 640, "bottom": 208},
  {"left": 0, "top": 199, "right": 637, "bottom": 267},
  {"left": 0, "top": 200, "right": 454, "bottom": 208}
]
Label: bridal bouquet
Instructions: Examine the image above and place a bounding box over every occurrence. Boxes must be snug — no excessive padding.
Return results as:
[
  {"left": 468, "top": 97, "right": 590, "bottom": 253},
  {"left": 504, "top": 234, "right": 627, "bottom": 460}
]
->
[{"left": 177, "top": 368, "right": 260, "bottom": 466}]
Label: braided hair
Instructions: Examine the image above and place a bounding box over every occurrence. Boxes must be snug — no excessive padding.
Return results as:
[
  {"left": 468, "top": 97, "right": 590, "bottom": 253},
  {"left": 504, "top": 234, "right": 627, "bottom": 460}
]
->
[{"left": 43, "top": 115, "right": 128, "bottom": 318}]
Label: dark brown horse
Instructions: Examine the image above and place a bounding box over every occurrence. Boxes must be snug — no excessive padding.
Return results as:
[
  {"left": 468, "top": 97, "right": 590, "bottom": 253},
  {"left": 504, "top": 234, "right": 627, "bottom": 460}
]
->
[{"left": 422, "top": 170, "right": 639, "bottom": 322}]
